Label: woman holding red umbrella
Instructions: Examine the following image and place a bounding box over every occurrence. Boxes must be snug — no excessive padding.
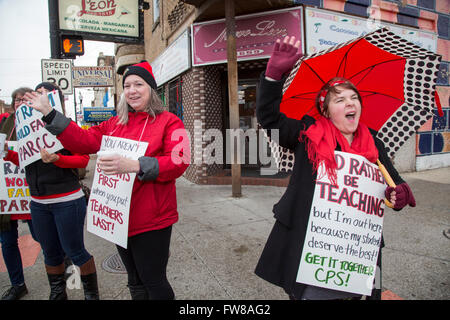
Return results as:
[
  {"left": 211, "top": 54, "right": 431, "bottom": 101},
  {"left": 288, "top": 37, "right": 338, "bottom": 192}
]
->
[{"left": 254, "top": 36, "right": 416, "bottom": 300}]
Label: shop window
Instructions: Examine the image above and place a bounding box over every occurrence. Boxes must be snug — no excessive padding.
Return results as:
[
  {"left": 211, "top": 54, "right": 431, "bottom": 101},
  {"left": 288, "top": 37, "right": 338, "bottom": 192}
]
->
[
  {"left": 157, "top": 87, "right": 166, "bottom": 107},
  {"left": 152, "top": 0, "right": 160, "bottom": 28},
  {"left": 169, "top": 79, "right": 183, "bottom": 121}
]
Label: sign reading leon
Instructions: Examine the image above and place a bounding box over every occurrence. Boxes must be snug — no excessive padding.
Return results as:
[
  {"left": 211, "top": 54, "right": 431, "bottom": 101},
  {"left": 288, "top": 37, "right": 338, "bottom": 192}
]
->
[
  {"left": 15, "top": 91, "right": 64, "bottom": 168},
  {"left": 296, "top": 151, "right": 387, "bottom": 296},
  {"left": 0, "top": 142, "right": 31, "bottom": 214},
  {"left": 87, "top": 135, "right": 148, "bottom": 249},
  {"left": 58, "top": 0, "right": 140, "bottom": 39}
]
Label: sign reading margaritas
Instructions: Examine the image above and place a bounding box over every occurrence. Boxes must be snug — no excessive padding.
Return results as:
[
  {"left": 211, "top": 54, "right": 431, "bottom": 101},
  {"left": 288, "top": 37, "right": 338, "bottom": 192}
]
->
[{"left": 58, "top": 0, "right": 139, "bottom": 38}]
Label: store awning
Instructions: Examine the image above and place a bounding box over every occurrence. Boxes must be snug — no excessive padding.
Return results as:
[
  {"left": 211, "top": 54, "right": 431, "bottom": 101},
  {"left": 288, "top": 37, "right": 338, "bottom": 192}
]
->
[{"left": 182, "top": 0, "right": 296, "bottom": 22}]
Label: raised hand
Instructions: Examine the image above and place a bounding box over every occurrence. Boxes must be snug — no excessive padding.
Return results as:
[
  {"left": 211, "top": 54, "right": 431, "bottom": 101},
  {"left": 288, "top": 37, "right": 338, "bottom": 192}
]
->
[
  {"left": 265, "top": 35, "right": 302, "bottom": 81},
  {"left": 23, "top": 91, "right": 53, "bottom": 116}
]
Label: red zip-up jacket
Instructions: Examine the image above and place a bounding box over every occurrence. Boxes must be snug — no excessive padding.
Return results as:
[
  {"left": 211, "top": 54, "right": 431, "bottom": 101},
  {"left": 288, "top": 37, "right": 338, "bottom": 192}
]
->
[{"left": 52, "top": 111, "right": 190, "bottom": 237}]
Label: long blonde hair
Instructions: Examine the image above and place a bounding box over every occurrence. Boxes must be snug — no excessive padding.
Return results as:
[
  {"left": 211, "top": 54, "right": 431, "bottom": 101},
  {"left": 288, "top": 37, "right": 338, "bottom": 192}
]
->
[{"left": 116, "top": 86, "right": 164, "bottom": 125}]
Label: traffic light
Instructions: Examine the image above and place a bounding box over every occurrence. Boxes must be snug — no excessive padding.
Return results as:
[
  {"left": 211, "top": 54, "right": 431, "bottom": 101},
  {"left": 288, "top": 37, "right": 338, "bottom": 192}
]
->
[{"left": 61, "top": 35, "right": 84, "bottom": 56}]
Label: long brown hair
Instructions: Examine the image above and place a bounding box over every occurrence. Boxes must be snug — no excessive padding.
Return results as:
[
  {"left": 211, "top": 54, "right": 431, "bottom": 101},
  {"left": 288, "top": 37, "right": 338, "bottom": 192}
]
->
[{"left": 11, "top": 87, "right": 33, "bottom": 106}]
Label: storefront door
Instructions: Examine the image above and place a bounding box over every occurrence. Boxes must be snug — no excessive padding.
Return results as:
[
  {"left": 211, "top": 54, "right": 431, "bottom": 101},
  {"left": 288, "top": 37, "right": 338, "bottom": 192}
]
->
[{"left": 238, "top": 80, "right": 259, "bottom": 169}]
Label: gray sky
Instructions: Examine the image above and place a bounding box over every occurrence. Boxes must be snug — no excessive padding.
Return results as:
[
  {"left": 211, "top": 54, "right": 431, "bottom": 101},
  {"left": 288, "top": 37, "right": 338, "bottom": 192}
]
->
[{"left": 0, "top": 0, "right": 114, "bottom": 118}]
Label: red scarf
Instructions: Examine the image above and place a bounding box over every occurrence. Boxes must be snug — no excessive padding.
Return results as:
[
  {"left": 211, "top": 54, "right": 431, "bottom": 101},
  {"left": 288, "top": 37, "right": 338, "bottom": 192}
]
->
[{"left": 300, "top": 117, "right": 378, "bottom": 186}]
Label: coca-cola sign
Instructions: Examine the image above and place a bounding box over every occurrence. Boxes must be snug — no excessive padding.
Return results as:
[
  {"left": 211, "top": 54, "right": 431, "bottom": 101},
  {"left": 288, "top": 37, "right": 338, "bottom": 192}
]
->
[{"left": 191, "top": 7, "right": 303, "bottom": 66}]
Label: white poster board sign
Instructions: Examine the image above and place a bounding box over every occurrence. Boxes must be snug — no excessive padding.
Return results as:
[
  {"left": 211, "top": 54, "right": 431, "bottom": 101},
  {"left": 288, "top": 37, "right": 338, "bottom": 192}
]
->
[
  {"left": 58, "top": 0, "right": 140, "bottom": 38},
  {"left": 296, "top": 151, "right": 387, "bottom": 296},
  {"left": 305, "top": 7, "right": 437, "bottom": 54},
  {"left": 0, "top": 142, "right": 31, "bottom": 214},
  {"left": 15, "top": 91, "right": 64, "bottom": 168},
  {"left": 41, "top": 59, "right": 73, "bottom": 95},
  {"left": 151, "top": 30, "right": 190, "bottom": 87},
  {"left": 87, "top": 135, "right": 148, "bottom": 248}
]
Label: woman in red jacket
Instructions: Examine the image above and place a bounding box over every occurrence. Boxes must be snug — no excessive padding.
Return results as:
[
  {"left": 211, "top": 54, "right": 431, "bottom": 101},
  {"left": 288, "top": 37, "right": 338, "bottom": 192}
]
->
[{"left": 24, "top": 61, "right": 190, "bottom": 300}]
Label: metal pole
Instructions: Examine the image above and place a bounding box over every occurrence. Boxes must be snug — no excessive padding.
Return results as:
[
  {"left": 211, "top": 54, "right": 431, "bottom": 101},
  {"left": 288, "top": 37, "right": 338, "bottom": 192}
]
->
[
  {"left": 225, "top": 0, "right": 241, "bottom": 197},
  {"left": 48, "top": 0, "right": 61, "bottom": 59},
  {"left": 73, "top": 87, "right": 77, "bottom": 125}
]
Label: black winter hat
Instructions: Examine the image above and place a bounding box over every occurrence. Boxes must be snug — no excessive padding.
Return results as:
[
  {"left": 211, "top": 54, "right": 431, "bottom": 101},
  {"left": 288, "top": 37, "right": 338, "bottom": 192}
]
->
[
  {"left": 35, "top": 82, "right": 64, "bottom": 104},
  {"left": 123, "top": 60, "right": 157, "bottom": 90}
]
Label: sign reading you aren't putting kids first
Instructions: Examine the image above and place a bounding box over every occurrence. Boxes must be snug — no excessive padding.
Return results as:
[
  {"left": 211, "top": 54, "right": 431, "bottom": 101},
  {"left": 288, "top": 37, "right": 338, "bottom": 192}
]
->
[
  {"left": 87, "top": 135, "right": 148, "bottom": 249},
  {"left": 296, "top": 151, "right": 387, "bottom": 296}
]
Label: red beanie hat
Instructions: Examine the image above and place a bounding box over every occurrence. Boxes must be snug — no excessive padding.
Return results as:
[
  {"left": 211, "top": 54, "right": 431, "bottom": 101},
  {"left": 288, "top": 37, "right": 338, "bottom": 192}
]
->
[{"left": 123, "top": 60, "right": 157, "bottom": 90}]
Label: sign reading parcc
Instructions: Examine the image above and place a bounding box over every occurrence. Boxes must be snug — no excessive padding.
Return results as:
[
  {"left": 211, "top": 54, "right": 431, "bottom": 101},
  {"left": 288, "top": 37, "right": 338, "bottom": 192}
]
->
[{"left": 41, "top": 59, "right": 73, "bottom": 95}]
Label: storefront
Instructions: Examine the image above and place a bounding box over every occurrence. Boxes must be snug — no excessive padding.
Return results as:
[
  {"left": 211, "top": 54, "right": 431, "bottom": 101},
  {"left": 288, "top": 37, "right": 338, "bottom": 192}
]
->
[
  {"left": 146, "top": 2, "right": 448, "bottom": 185},
  {"left": 153, "top": 7, "right": 304, "bottom": 184}
]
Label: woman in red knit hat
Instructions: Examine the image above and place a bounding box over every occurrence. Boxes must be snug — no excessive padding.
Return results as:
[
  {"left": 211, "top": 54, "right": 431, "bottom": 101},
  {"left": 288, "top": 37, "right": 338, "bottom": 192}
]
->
[
  {"left": 254, "top": 36, "right": 416, "bottom": 300},
  {"left": 23, "top": 61, "right": 190, "bottom": 300}
]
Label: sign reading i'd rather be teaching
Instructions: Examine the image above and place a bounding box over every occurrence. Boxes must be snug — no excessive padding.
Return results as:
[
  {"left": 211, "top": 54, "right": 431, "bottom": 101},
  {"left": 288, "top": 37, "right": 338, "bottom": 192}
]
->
[{"left": 296, "top": 151, "right": 387, "bottom": 296}]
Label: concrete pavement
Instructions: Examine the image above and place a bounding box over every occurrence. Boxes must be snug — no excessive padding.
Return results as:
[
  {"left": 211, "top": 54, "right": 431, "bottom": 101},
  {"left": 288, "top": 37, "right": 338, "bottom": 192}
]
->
[{"left": 1, "top": 156, "right": 449, "bottom": 300}]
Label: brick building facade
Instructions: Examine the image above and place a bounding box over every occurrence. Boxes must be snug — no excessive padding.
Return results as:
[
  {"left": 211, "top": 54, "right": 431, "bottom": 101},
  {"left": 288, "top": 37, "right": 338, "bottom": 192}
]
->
[{"left": 115, "top": 0, "right": 449, "bottom": 185}]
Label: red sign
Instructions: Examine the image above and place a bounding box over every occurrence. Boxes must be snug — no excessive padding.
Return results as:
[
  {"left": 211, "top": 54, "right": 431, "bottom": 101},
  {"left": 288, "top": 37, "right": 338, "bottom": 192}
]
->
[
  {"left": 191, "top": 7, "right": 303, "bottom": 66},
  {"left": 78, "top": 0, "right": 117, "bottom": 17}
]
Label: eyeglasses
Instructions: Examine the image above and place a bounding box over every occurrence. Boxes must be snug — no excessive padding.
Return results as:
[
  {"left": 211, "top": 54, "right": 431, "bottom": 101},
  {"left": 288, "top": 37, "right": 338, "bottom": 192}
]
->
[{"left": 14, "top": 98, "right": 25, "bottom": 104}]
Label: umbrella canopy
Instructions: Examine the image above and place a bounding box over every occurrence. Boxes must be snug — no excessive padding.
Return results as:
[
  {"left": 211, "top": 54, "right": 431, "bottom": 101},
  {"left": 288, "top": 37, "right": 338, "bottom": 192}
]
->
[{"left": 269, "top": 27, "right": 442, "bottom": 172}]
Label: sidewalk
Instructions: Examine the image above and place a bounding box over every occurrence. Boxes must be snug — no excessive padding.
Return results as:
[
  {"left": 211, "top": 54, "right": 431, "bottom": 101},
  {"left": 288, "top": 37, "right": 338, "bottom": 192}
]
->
[{"left": 1, "top": 157, "right": 449, "bottom": 300}]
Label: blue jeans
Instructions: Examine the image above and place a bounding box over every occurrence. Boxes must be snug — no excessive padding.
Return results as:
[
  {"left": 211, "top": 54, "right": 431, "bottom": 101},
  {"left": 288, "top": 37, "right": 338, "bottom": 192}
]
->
[
  {"left": 0, "top": 220, "right": 36, "bottom": 286},
  {"left": 30, "top": 197, "right": 91, "bottom": 267}
]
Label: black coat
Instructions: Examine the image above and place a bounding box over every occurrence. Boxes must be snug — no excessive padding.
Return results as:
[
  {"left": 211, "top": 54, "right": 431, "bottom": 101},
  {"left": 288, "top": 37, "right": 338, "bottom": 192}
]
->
[
  {"left": 25, "top": 149, "right": 80, "bottom": 197},
  {"left": 254, "top": 73, "right": 404, "bottom": 299}
]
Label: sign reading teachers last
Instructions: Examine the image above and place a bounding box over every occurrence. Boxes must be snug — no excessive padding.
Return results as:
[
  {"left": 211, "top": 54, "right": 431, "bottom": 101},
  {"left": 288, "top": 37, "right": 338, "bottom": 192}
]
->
[
  {"left": 15, "top": 91, "right": 64, "bottom": 168},
  {"left": 296, "top": 151, "right": 387, "bottom": 296},
  {"left": 87, "top": 135, "right": 148, "bottom": 249},
  {"left": 0, "top": 142, "right": 31, "bottom": 214}
]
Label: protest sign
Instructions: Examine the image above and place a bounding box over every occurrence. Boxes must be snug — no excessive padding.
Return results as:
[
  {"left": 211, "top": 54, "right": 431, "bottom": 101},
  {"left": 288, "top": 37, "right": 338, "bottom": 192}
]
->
[
  {"left": 296, "top": 151, "right": 387, "bottom": 296},
  {"left": 0, "top": 142, "right": 31, "bottom": 214},
  {"left": 15, "top": 91, "right": 64, "bottom": 167},
  {"left": 0, "top": 133, "right": 5, "bottom": 158},
  {"left": 87, "top": 135, "right": 148, "bottom": 248}
]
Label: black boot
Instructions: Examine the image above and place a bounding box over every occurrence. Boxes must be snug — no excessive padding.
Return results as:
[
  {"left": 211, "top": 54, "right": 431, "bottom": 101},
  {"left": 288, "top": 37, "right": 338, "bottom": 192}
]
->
[
  {"left": 47, "top": 273, "right": 68, "bottom": 300},
  {"left": 46, "top": 264, "right": 67, "bottom": 300},
  {"left": 128, "top": 284, "right": 148, "bottom": 300},
  {"left": 79, "top": 257, "right": 99, "bottom": 300},
  {"left": 80, "top": 273, "right": 99, "bottom": 300}
]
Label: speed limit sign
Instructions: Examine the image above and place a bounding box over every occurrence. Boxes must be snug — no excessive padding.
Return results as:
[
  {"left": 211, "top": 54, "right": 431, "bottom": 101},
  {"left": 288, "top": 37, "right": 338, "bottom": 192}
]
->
[{"left": 41, "top": 59, "right": 73, "bottom": 95}]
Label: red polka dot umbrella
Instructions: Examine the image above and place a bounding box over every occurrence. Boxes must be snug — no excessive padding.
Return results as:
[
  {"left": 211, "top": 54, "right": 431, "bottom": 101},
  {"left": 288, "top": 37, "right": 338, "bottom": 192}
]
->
[{"left": 269, "top": 27, "right": 442, "bottom": 172}]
